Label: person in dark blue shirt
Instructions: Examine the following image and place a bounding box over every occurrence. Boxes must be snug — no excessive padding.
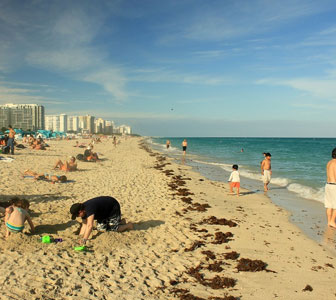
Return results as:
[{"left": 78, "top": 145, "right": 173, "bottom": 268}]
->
[{"left": 70, "top": 196, "right": 133, "bottom": 244}]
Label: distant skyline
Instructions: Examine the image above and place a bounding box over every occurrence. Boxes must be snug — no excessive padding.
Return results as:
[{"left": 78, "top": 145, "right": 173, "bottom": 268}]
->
[{"left": 1, "top": 0, "right": 336, "bottom": 137}]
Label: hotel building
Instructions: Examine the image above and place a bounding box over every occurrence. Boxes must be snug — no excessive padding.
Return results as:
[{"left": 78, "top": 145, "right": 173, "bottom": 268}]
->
[{"left": 0, "top": 103, "right": 45, "bottom": 130}]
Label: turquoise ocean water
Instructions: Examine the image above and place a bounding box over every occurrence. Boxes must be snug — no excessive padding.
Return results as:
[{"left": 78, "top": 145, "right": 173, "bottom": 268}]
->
[
  {"left": 149, "top": 137, "right": 336, "bottom": 247},
  {"left": 151, "top": 137, "right": 336, "bottom": 203}
]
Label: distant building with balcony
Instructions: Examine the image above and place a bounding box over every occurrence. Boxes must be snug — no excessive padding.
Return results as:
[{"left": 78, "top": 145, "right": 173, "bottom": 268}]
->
[
  {"left": 0, "top": 103, "right": 45, "bottom": 131},
  {"left": 67, "top": 116, "right": 79, "bottom": 132},
  {"left": 116, "top": 125, "right": 132, "bottom": 135}
]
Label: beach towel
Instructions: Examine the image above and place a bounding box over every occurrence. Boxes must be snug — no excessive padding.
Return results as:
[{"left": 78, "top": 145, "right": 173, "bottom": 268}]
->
[{"left": 0, "top": 156, "right": 14, "bottom": 162}]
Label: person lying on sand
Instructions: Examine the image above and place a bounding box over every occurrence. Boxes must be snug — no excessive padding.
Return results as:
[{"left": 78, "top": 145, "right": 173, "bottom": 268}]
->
[
  {"left": 23, "top": 169, "right": 67, "bottom": 184},
  {"left": 5, "top": 197, "right": 34, "bottom": 238},
  {"left": 74, "top": 141, "right": 86, "bottom": 148},
  {"left": 54, "top": 156, "right": 77, "bottom": 171},
  {"left": 70, "top": 196, "right": 133, "bottom": 245}
]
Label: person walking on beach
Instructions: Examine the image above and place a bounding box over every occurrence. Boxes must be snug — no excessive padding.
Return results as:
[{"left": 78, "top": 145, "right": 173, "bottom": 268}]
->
[
  {"left": 166, "top": 140, "right": 171, "bottom": 149},
  {"left": 182, "top": 139, "right": 187, "bottom": 155},
  {"left": 325, "top": 148, "right": 336, "bottom": 228},
  {"left": 261, "top": 153, "right": 272, "bottom": 191},
  {"left": 228, "top": 164, "right": 240, "bottom": 196},
  {"left": 70, "top": 196, "right": 133, "bottom": 245},
  {"left": 7, "top": 125, "right": 15, "bottom": 155}
]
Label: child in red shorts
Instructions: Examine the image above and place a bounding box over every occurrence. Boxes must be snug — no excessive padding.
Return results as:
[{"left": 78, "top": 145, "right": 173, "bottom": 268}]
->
[{"left": 228, "top": 164, "right": 240, "bottom": 196}]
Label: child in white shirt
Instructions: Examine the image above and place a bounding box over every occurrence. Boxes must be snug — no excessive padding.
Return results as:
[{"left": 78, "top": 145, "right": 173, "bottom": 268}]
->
[{"left": 228, "top": 164, "right": 240, "bottom": 196}]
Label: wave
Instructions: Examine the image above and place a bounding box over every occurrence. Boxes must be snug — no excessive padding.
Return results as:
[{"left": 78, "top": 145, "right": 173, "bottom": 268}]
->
[
  {"left": 149, "top": 139, "right": 325, "bottom": 204},
  {"left": 287, "top": 183, "right": 324, "bottom": 203}
]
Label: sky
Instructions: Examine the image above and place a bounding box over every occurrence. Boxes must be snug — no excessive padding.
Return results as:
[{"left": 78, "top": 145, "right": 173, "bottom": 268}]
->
[{"left": 1, "top": 0, "right": 336, "bottom": 137}]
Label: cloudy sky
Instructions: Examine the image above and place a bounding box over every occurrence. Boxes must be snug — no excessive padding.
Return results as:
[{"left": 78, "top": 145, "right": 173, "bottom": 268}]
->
[{"left": 1, "top": 0, "right": 336, "bottom": 136}]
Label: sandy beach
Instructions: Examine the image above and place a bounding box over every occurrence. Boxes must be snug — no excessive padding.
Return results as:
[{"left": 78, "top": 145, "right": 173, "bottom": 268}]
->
[{"left": 1, "top": 136, "right": 336, "bottom": 300}]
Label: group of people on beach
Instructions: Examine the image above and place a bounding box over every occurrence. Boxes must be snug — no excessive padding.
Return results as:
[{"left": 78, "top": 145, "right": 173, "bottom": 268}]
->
[
  {"left": 227, "top": 152, "right": 272, "bottom": 196},
  {"left": 165, "top": 139, "right": 188, "bottom": 156},
  {"left": 1, "top": 131, "right": 133, "bottom": 245}
]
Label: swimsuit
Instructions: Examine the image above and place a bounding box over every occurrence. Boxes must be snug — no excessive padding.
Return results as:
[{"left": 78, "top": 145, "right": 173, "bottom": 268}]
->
[
  {"left": 6, "top": 222, "right": 24, "bottom": 233},
  {"left": 263, "top": 170, "right": 271, "bottom": 183},
  {"left": 183, "top": 146, "right": 187, "bottom": 151},
  {"left": 96, "top": 215, "right": 121, "bottom": 232},
  {"left": 325, "top": 183, "right": 336, "bottom": 209},
  {"left": 6, "top": 207, "right": 25, "bottom": 233}
]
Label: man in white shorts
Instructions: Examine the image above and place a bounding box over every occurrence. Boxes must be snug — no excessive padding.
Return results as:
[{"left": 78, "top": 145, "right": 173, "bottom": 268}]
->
[
  {"left": 261, "top": 153, "right": 272, "bottom": 192},
  {"left": 325, "top": 148, "right": 336, "bottom": 228}
]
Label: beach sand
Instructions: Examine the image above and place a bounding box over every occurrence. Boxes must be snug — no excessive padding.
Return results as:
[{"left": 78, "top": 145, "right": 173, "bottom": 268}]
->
[{"left": 0, "top": 137, "right": 336, "bottom": 300}]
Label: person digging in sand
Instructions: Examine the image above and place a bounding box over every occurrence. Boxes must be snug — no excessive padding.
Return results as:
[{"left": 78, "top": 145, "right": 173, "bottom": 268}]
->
[{"left": 70, "top": 196, "right": 133, "bottom": 245}]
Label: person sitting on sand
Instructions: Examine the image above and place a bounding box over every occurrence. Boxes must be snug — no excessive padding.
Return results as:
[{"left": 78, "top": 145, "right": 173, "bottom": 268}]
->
[
  {"left": 31, "top": 139, "right": 46, "bottom": 150},
  {"left": 5, "top": 197, "right": 35, "bottom": 238},
  {"left": 70, "top": 196, "right": 133, "bottom": 245},
  {"left": 23, "top": 169, "right": 67, "bottom": 184},
  {"left": 54, "top": 156, "right": 77, "bottom": 171},
  {"left": 84, "top": 146, "right": 99, "bottom": 162}
]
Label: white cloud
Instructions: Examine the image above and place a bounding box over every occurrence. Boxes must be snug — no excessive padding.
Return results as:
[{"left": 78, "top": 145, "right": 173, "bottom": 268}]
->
[
  {"left": 130, "top": 68, "right": 233, "bottom": 85},
  {"left": 0, "top": 1, "right": 128, "bottom": 102},
  {"left": 84, "top": 69, "right": 127, "bottom": 101},
  {"left": 160, "top": 0, "right": 336, "bottom": 43},
  {"left": 257, "top": 75, "right": 336, "bottom": 99},
  {"left": 0, "top": 84, "right": 65, "bottom": 105}
]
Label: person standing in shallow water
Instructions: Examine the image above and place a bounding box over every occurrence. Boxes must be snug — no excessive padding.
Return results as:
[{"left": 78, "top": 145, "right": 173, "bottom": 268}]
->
[
  {"left": 325, "top": 148, "right": 336, "bottom": 228},
  {"left": 261, "top": 153, "right": 272, "bottom": 192},
  {"left": 182, "top": 139, "right": 187, "bottom": 155}
]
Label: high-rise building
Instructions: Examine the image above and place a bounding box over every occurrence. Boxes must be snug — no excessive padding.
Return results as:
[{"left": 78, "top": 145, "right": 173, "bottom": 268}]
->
[
  {"left": 67, "top": 116, "right": 79, "bottom": 132},
  {"left": 0, "top": 103, "right": 45, "bottom": 130},
  {"left": 59, "top": 114, "right": 67, "bottom": 132},
  {"left": 79, "top": 115, "right": 95, "bottom": 133},
  {"left": 45, "top": 115, "right": 60, "bottom": 131},
  {"left": 95, "top": 118, "right": 106, "bottom": 134},
  {"left": 116, "top": 125, "right": 132, "bottom": 135},
  {"left": 105, "top": 121, "right": 114, "bottom": 135}
]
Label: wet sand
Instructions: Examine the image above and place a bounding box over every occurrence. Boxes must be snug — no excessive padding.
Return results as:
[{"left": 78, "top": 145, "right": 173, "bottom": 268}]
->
[{"left": 0, "top": 137, "right": 335, "bottom": 300}]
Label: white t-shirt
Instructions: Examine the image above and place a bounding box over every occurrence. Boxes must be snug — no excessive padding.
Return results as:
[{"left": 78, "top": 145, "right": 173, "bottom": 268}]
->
[{"left": 228, "top": 170, "right": 240, "bottom": 182}]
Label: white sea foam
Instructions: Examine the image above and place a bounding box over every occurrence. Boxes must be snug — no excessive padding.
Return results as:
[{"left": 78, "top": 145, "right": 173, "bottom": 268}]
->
[
  {"left": 149, "top": 139, "right": 325, "bottom": 204},
  {"left": 287, "top": 183, "right": 324, "bottom": 203}
]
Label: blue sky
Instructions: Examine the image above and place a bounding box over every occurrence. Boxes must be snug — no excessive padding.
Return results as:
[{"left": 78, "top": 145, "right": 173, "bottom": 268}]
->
[{"left": 1, "top": 0, "right": 336, "bottom": 137}]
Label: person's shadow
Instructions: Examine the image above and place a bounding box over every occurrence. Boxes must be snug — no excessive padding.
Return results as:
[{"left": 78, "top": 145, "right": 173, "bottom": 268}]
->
[
  {"left": 34, "top": 221, "right": 74, "bottom": 234},
  {"left": 133, "top": 220, "right": 165, "bottom": 231}
]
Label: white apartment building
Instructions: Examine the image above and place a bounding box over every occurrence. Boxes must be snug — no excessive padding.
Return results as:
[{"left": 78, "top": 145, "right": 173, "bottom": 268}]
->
[
  {"left": 45, "top": 115, "right": 60, "bottom": 131},
  {"left": 116, "top": 125, "right": 132, "bottom": 135},
  {"left": 0, "top": 103, "right": 45, "bottom": 130},
  {"left": 59, "top": 114, "right": 67, "bottom": 132},
  {"left": 67, "top": 116, "right": 79, "bottom": 132},
  {"left": 79, "top": 115, "right": 95, "bottom": 134},
  {"left": 95, "top": 118, "right": 106, "bottom": 134},
  {"left": 105, "top": 120, "right": 114, "bottom": 135}
]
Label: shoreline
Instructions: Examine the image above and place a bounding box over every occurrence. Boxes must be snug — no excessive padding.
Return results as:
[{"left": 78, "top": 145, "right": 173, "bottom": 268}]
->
[
  {"left": 0, "top": 137, "right": 335, "bottom": 299},
  {"left": 148, "top": 138, "right": 333, "bottom": 249}
]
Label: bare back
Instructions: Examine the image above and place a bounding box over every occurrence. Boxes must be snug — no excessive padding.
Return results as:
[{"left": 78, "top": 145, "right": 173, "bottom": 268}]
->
[
  {"left": 6, "top": 207, "right": 28, "bottom": 226},
  {"left": 326, "top": 159, "right": 336, "bottom": 183}
]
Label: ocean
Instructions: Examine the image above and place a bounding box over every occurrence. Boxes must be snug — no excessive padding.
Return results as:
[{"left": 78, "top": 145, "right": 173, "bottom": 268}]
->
[{"left": 149, "top": 137, "right": 336, "bottom": 249}]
